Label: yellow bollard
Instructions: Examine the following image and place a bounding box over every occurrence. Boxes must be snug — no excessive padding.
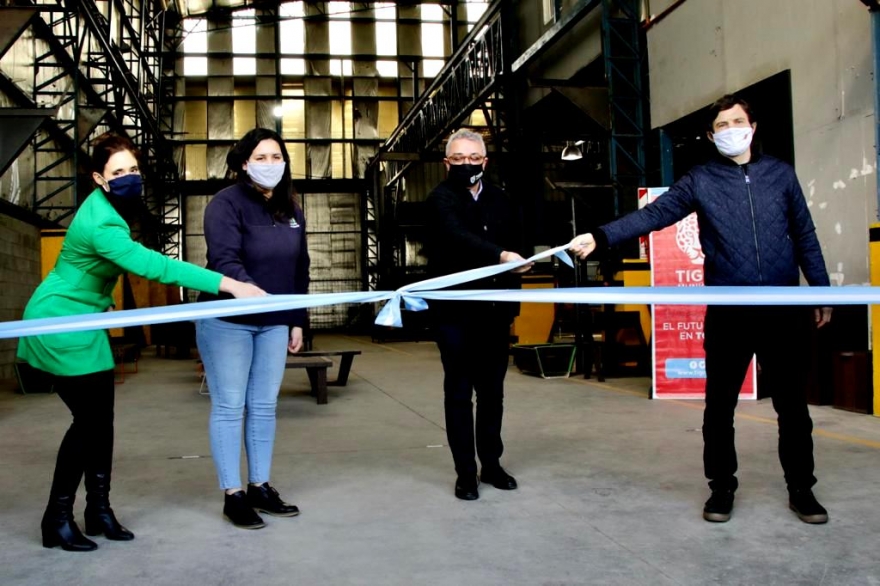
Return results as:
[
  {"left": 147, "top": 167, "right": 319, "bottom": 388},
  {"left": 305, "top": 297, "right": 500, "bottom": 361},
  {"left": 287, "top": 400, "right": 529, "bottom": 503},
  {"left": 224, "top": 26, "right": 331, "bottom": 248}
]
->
[{"left": 871, "top": 223, "right": 880, "bottom": 416}]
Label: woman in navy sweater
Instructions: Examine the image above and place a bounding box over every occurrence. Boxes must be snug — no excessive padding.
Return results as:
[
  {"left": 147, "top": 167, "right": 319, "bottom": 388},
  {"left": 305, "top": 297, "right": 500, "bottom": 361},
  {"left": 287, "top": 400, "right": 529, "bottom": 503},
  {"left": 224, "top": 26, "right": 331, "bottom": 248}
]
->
[{"left": 196, "top": 128, "right": 310, "bottom": 529}]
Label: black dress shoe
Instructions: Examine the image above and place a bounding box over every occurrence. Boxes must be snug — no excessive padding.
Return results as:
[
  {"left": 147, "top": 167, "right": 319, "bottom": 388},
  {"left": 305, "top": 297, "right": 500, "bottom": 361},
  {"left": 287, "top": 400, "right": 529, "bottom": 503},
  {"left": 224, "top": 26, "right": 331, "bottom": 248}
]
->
[
  {"left": 454, "top": 476, "right": 479, "bottom": 501},
  {"left": 480, "top": 466, "right": 518, "bottom": 490},
  {"left": 223, "top": 491, "right": 266, "bottom": 529},
  {"left": 247, "top": 483, "right": 300, "bottom": 517}
]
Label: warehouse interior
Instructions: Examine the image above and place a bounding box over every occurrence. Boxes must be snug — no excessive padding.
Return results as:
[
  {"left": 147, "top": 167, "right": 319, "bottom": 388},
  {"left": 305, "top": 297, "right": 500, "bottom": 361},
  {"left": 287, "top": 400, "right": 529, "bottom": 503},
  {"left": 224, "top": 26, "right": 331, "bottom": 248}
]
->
[{"left": 1, "top": 0, "right": 879, "bottom": 584}]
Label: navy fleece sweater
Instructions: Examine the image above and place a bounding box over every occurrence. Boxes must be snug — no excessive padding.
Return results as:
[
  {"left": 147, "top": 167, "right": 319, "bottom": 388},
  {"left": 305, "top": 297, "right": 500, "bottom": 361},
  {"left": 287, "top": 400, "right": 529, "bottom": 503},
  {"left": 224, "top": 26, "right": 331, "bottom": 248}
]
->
[{"left": 199, "top": 181, "right": 310, "bottom": 327}]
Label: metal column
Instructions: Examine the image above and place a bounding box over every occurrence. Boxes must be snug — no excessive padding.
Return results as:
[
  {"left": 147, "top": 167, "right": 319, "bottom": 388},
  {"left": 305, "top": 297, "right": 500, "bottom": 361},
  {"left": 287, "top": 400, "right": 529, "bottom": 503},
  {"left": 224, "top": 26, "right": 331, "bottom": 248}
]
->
[{"left": 601, "top": 0, "right": 647, "bottom": 218}]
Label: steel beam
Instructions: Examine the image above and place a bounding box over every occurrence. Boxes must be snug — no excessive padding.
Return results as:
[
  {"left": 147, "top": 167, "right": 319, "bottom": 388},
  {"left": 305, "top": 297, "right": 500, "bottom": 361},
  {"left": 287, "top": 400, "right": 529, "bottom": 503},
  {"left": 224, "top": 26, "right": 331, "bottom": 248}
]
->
[
  {"left": 0, "top": 109, "right": 56, "bottom": 177},
  {"left": 0, "top": 8, "right": 37, "bottom": 59},
  {"left": 511, "top": 0, "right": 601, "bottom": 73}
]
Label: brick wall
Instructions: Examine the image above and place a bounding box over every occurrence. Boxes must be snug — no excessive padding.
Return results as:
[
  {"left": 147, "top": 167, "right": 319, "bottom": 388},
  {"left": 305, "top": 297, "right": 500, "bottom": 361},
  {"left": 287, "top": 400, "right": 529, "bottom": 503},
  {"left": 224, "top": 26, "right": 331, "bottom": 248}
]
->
[{"left": 0, "top": 214, "right": 41, "bottom": 381}]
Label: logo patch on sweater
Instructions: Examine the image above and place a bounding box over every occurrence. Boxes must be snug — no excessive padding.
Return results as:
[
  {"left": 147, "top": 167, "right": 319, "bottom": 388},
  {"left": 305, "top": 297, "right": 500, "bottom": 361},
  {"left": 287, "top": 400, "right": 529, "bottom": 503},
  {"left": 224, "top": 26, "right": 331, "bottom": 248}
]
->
[{"left": 289, "top": 218, "right": 300, "bottom": 228}]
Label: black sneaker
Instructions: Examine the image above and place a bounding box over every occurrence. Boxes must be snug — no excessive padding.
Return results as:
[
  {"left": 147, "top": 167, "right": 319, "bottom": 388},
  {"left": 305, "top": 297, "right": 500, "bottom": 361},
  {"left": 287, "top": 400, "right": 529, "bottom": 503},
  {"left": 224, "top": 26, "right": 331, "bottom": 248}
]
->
[
  {"left": 247, "top": 483, "right": 300, "bottom": 517},
  {"left": 223, "top": 491, "right": 266, "bottom": 529},
  {"left": 703, "top": 489, "right": 734, "bottom": 522},
  {"left": 789, "top": 489, "right": 828, "bottom": 524}
]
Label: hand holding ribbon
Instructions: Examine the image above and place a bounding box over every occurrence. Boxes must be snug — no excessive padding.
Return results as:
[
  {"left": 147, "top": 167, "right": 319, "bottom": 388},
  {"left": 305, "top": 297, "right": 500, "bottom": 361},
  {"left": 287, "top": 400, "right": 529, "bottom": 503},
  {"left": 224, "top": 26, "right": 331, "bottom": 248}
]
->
[{"left": 373, "top": 244, "right": 573, "bottom": 327}]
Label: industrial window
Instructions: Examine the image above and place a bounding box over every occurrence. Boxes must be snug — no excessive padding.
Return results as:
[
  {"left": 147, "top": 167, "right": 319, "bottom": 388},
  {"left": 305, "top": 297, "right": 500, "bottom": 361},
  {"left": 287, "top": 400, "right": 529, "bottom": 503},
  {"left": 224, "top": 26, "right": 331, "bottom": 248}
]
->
[
  {"left": 375, "top": 2, "right": 397, "bottom": 77},
  {"left": 329, "top": 1, "right": 353, "bottom": 76},
  {"left": 279, "top": 1, "right": 306, "bottom": 75},
  {"left": 185, "top": 101, "right": 208, "bottom": 140},
  {"left": 331, "top": 143, "right": 352, "bottom": 179},
  {"left": 281, "top": 88, "right": 306, "bottom": 139},
  {"left": 466, "top": 1, "right": 489, "bottom": 30},
  {"left": 232, "top": 9, "right": 256, "bottom": 76},
  {"left": 233, "top": 98, "right": 256, "bottom": 139},
  {"left": 331, "top": 99, "right": 354, "bottom": 140},
  {"left": 542, "top": 0, "right": 555, "bottom": 25},
  {"left": 377, "top": 87, "right": 399, "bottom": 137},
  {"left": 183, "top": 19, "right": 208, "bottom": 76},
  {"left": 421, "top": 4, "right": 445, "bottom": 77},
  {"left": 281, "top": 86, "right": 307, "bottom": 178},
  {"left": 185, "top": 145, "right": 207, "bottom": 180}
]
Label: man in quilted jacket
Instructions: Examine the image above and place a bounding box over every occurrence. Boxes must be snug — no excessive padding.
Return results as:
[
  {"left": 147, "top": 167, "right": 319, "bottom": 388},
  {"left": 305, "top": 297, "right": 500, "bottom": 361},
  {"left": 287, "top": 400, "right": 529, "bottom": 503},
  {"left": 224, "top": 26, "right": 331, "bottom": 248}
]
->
[{"left": 569, "top": 94, "right": 832, "bottom": 525}]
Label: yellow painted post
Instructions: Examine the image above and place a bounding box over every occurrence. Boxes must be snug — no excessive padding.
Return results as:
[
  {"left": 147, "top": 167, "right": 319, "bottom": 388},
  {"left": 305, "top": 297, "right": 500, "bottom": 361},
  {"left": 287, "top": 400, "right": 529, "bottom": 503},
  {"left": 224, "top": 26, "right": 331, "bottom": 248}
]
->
[
  {"left": 39, "top": 229, "right": 66, "bottom": 280},
  {"left": 618, "top": 259, "right": 652, "bottom": 343},
  {"left": 511, "top": 275, "right": 556, "bottom": 344},
  {"left": 871, "top": 223, "right": 880, "bottom": 416}
]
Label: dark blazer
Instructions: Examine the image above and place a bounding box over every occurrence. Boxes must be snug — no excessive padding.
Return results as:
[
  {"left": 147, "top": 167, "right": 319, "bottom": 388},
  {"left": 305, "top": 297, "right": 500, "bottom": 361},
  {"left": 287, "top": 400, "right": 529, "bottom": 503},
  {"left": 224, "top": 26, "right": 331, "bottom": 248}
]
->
[{"left": 424, "top": 178, "right": 523, "bottom": 323}]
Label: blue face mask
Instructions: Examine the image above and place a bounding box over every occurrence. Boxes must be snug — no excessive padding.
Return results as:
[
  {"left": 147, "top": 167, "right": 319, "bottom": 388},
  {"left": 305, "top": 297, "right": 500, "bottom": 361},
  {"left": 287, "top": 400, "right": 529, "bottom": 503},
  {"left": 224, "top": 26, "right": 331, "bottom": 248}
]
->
[
  {"left": 247, "top": 162, "right": 286, "bottom": 190},
  {"left": 104, "top": 174, "right": 143, "bottom": 198}
]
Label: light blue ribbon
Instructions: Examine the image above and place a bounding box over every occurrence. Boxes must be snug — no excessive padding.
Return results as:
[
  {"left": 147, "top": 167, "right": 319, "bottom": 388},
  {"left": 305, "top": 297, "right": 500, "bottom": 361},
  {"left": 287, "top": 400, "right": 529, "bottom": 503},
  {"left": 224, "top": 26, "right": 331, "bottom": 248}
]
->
[
  {"left": 0, "top": 292, "right": 391, "bottom": 340},
  {"left": 2, "top": 241, "right": 878, "bottom": 341},
  {"left": 374, "top": 244, "right": 574, "bottom": 327},
  {"left": 413, "top": 286, "right": 880, "bottom": 305}
]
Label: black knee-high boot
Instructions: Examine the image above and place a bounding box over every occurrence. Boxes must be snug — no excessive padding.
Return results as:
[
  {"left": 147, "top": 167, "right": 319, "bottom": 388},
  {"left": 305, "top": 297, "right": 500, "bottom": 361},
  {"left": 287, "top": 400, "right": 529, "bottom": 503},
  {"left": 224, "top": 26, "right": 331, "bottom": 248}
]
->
[
  {"left": 42, "top": 423, "right": 96, "bottom": 552},
  {"left": 41, "top": 493, "right": 98, "bottom": 552},
  {"left": 43, "top": 368, "right": 119, "bottom": 550},
  {"left": 84, "top": 472, "right": 134, "bottom": 541}
]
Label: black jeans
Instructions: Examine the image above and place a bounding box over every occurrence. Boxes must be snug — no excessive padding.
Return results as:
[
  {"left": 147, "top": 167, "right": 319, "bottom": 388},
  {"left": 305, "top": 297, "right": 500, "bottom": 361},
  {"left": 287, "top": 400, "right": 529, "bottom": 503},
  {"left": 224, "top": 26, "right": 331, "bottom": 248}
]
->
[
  {"left": 47, "top": 369, "right": 116, "bottom": 498},
  {"left": 702, "top": 306, "right": 816, "bottom": 492},
  {"left": 435, "top": 319, "right": 511, "bottom": 478}
]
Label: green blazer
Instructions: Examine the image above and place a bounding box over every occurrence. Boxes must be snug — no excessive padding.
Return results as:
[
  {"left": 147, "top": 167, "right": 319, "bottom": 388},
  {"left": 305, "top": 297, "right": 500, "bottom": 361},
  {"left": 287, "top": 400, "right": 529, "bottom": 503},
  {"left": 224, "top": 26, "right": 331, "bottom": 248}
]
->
[{"left": 18, "top": 188, "right": 223, "bottom": 376}]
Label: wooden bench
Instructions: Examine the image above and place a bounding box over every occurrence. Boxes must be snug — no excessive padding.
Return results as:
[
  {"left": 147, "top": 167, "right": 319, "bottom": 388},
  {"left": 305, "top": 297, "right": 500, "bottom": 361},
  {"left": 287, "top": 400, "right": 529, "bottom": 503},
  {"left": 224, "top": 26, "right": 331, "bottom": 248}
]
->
[
  {"left": 295, "top": 350, "right": 362, "bottom": 386},
  {"left": 285, "top": 356, "right": 333, "bottom": 404}
]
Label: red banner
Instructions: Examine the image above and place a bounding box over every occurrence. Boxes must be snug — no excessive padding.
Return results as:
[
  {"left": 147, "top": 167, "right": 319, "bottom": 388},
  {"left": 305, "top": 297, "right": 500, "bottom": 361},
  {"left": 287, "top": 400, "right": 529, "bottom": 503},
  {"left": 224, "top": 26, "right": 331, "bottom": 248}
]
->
[{"left": 645, "top": 188, "right": 756, "bottom": 400}]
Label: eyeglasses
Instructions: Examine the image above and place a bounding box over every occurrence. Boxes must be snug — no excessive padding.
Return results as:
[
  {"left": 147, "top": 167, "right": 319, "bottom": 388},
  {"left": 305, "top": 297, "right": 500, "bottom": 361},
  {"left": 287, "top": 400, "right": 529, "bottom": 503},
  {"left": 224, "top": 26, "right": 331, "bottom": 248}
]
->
[{"left": 446, "top": 154, "right": 485, "bottom": 164}]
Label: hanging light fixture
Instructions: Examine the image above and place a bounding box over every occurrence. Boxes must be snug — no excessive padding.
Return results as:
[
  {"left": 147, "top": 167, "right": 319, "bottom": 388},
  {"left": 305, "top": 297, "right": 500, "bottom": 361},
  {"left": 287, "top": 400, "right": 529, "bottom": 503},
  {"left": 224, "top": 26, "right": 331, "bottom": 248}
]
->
[{"left": 561, "top": 140, "right": 583, "bottom": 161}]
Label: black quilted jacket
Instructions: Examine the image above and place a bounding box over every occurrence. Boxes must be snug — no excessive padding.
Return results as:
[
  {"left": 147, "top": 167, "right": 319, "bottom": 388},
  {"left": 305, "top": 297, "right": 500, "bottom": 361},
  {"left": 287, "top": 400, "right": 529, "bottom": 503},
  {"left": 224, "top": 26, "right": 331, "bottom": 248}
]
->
[{"left": 599, "top": 153, "right": 830, "bottom": 287}]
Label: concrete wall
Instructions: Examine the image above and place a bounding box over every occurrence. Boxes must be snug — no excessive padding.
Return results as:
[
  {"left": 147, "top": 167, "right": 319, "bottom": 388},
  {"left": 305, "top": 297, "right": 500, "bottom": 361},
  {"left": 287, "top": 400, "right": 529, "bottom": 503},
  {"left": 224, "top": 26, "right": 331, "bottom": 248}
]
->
[
  {"left": 647, "top": 0, "right": 877, "bottom": 285},
  {"left": 0, "top": 214, "right": 41, "bottom": 381}
]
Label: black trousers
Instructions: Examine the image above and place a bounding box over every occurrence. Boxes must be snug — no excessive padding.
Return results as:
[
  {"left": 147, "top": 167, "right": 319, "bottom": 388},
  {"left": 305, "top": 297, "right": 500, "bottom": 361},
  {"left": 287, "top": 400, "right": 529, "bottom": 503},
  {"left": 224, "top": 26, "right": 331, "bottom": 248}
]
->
[
  {"left": 435, "top": 319, "right": 511, "bottom": 478},
  {"left": 702, "top": 306, "right": 816, "bottom": 492},
  {"left": 46, "top": 369, "right": 116, "bottom": 499}
]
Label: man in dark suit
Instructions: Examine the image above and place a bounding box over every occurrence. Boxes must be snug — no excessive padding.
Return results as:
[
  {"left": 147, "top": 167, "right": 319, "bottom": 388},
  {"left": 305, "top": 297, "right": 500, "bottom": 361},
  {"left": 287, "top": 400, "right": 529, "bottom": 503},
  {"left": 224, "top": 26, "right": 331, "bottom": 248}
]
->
[{"left": 424, "top": 129, "right": 531, "bottom": 500}]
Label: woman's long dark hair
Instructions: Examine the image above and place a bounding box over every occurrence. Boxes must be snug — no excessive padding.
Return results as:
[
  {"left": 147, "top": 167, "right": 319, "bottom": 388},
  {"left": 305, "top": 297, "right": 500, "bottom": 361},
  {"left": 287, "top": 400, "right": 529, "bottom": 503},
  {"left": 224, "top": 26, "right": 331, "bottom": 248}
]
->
[{"left": 226, "top": 127, "right": 299, "bottom": 219}]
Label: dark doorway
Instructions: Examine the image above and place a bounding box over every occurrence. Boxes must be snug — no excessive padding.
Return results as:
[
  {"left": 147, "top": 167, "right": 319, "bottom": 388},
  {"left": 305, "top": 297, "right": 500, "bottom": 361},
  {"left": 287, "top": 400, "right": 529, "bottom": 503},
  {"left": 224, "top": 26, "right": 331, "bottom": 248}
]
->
[{"left": 660, "top": 70, "right": 794, "bottom": 181}]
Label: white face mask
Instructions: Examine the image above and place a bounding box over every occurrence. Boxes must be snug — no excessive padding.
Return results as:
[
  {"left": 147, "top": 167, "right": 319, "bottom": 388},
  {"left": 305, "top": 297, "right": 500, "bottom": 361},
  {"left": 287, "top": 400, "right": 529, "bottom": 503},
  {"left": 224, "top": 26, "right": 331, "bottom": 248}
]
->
[
  {"left": 712, "top": 127, "right": 753, "bottom": 158},
  {"left": 247, "top": 162, "right": 286, "bottom": 190}
]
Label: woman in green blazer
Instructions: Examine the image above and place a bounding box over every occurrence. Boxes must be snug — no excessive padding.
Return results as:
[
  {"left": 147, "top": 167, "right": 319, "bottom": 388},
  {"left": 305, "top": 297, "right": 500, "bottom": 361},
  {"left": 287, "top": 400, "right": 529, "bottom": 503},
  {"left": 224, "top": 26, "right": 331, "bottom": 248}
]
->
[{"left": 18, "top": 133, "right": 265, "bottom": 552}]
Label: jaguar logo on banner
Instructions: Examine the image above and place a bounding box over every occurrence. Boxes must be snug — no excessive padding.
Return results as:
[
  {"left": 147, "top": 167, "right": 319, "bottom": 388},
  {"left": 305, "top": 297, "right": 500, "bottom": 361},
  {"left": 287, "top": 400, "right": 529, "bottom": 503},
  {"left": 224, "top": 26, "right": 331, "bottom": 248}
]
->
[{"left": 640, "top": 187, "right": 757, "bottom": 400}]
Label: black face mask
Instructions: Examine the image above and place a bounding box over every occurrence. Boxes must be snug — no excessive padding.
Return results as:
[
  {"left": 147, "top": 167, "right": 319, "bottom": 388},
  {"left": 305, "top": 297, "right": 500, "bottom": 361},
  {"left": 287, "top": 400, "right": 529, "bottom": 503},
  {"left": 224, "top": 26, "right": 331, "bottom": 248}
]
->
[
  {"left": 448, "top": 163, "right": 484, "bottom": 188},
  {"left": 106, "top": 191, "right": 148, "bottom": 225}
]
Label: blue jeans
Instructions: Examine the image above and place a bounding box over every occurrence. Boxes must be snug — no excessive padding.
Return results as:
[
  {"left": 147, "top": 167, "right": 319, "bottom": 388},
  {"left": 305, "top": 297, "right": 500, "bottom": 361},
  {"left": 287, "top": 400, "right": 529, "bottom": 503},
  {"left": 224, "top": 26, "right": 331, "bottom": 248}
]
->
[{"left": 196, "top": 318, "right": 289, "bottom": 490}]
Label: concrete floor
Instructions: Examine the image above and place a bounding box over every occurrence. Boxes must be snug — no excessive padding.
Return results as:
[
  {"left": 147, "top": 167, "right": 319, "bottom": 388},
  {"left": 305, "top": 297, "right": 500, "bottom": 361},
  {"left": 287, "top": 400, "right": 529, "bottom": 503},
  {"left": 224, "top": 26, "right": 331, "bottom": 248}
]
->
[{"left": 1, "top": 334, "right": 879, "bottom": 586}]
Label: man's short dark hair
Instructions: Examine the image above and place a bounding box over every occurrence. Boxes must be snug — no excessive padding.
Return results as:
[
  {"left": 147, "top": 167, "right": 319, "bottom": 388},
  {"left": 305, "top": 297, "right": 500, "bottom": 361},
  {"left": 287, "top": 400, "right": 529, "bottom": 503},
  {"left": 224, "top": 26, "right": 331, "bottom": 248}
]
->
[{"left": 707, "top": 94, "right": 754, "bottom": 131}]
